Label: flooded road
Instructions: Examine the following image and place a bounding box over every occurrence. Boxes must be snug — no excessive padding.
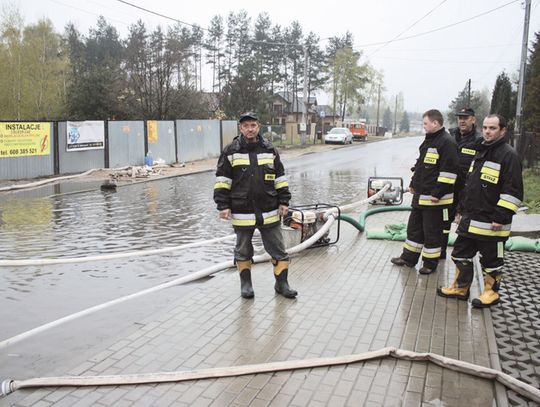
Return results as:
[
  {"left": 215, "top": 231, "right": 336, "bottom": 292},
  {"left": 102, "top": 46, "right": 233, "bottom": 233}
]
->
[{"left": 0, "top": 137, "right": 419, "bottom": 344}]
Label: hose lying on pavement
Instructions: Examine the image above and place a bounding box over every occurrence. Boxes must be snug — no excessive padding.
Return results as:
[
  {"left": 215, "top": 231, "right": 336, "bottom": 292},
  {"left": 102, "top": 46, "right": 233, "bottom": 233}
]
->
[
  {"left": 0, "top": 187, "right": 390, "bottom": 349},
  {"left": 2, "top": 347, "right": 539, "bottom": 403},
  {"left": 0, "top": 168, "right": 117, "bottom": 192}
]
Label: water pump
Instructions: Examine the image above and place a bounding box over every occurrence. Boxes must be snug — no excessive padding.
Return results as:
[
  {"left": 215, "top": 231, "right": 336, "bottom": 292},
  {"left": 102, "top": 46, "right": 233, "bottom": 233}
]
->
[{"left": 367, "top": 177, "right": 404, "bottom": 205}]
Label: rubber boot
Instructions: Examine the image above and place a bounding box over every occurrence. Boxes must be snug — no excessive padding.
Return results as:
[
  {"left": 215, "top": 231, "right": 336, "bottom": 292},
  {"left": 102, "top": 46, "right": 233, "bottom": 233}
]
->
[
  {"left": 472, "top": 273, "right": 501, "bottom": 308},
  {"left": 236, "top": 260, "right": 254, "bottom": 298},
  {"left": 436, "top": 261, "right": 473, "bottom": 300},
  {"left": 272, "top": 260, "right": 297, "bottom": 298}
]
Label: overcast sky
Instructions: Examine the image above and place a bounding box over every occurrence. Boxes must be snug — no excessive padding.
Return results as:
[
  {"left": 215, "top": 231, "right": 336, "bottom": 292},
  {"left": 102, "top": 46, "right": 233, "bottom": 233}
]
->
[{"left": 9, "top": 0, "right": 540, "bottom": 113}]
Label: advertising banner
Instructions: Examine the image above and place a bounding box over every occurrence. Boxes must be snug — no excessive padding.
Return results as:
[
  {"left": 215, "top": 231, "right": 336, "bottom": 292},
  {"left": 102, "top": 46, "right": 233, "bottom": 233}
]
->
[
  {"left": 147, "top": 120, "right": 158, "bottom": 144},
  {"left": 0, "top": 122, "right": 50, "bottom": 158},
  {"left": 66, "top": 121, "right": 105, "bottom": 151}
]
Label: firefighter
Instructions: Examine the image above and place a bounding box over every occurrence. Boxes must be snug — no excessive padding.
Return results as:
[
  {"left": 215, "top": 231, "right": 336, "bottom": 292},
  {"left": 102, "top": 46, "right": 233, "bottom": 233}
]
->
[
  {"left": 437, "top": 114, "right": 523, "bottom": 308},
  {"left": 440, "top": 108, "right": 482, "bottom": 258},
  {"left": 391, "top": 109, "right": 459, "bottom": 274},
  {"left": 213, "top": 112, "right": 297, "bottom": 299}
]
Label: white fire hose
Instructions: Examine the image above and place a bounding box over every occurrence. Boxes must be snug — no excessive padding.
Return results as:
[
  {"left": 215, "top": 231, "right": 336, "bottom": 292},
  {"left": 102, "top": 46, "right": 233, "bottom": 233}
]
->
[
  {"left": 2, "top": 347, "right": 539, "bottom": 402},
  {"left": 3, "top": 185, "right": 537, "bottom": 403}
]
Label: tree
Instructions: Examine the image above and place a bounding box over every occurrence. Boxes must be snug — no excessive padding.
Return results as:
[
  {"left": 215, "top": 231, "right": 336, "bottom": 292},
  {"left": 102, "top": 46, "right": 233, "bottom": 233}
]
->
[
  {"left": 490, "top": 71, "right": 516, "bottom": 121},
  {"left": 400, "top": 111, "right": 410, "bottom": 132},
  {"left": 523, "top": 32, "right": 540, "bottom": 131},
  {"left": 65, "top": 17, "right": 125, "bottom": 119},
  {"left": 448, "top": 83, "right": 490, "bottom": 125},
  {"left": 382, "top": 106, "right": 392, "bottom": 130}
]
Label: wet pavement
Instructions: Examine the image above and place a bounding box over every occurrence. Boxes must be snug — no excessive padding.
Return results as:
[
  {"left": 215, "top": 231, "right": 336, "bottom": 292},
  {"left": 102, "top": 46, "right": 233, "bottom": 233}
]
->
[{"left": 0, "top": 137, "right": 539, "bottom": 406}]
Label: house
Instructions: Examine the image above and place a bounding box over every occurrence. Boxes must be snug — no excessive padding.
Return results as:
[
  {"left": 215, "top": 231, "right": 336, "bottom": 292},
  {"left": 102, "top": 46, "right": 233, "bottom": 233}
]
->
[{"left": 271, "top": 92, "right": 318, "bottom": 125}]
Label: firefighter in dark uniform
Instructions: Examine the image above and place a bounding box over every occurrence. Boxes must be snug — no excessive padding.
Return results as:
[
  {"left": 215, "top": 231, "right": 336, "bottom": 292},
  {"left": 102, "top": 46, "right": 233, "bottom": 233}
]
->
[
  {"left": 437, "top": 114, "right": 523, "bottom": 307},
  {"left": 213, "top": 112, "right": 297, "bottom": 299},
  {"left": 391, "top": 109, "right": 459, "bottom": 274},
  {"left": 440, "top": 108, "right": 483, "bottom": 258}
]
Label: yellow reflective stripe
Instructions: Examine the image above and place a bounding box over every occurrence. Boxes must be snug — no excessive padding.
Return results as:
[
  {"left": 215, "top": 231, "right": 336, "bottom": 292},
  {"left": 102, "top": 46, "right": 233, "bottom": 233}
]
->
[
  {"left": 275, "top": 181, "right": 288, "bottom": 189},
  {"left": 423, "top": 250, "right": 441, "bottom": 259},
  {"left": 443, "top": 230, "right": 450, "bottom": 234},
  {"left": 214, "top": 182, "right": 231, "bottom": 190},
  {"left": 481, "top": 166, "right": 500, "bottom": 177},
  {"left": 232, "top": 218, "right": 256, "bottom": 226},
  {"left": 497, "top": 242, "right": 504, "bottom": 258},
  {"left": 424, "top": 157, "right": 437, "bottom": 164},
  {"left": 258, "top": 158, "right": 274, "bottom": 165},
  {"left": 232, "top": 159, "right": 250, "bottom": 167},
  {"left": 425, "top": 152, "right": 439, "bottom": 159},
  {"left": 418, "top": 198, "right": 454, "bottom": 206},
  {"left": 437, "top": 176, "right": 456, "bottom": 184},
  {"left": 263, "top": 214, "right": 280, "bottom": 224},
  {"left": 461, "top": 147, "right": 476, "bottom": 155},
  {"left": 468, "top": 226, "right": 511, "bottom": 237},
  {"left": 443, "top": 208, "right": 449, "bottom": 222},
  {"left": 265, "top": 174, "right": 276, "bottom": 181},
  {"left": 404, "top": 243, "right": 423, "bottom": 253},
  {"left": 497, "top": 199, "right": 519, "bottom": 213}
]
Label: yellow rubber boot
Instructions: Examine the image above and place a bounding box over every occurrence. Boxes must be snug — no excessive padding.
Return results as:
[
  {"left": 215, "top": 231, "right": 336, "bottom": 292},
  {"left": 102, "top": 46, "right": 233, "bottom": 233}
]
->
[
  {"left": 436, "top": 262, "right": 473, "bottom": 300},
  {"left": 272, "top": 260, "right": 297, "bottom": 299},
  {"left": 236, "top": 260, "right": 254, "bottom": 298},
  {"left": 472, "top": 273, "right": 501, "bottom": 308}
]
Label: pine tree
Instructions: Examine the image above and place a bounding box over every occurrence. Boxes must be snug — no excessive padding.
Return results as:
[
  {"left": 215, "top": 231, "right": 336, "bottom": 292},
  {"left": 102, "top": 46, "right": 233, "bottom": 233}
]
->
[
  {"left": 490, "top": 71, "right": 516, "bottom": 120},
  {"left": 399, "top": 111, "right": 410, "bottom": 132},
  {"left": 383, "top": 106, "right": 392, "bottom": 130},
  {"left": 523, "top": 32, "right": 540, "bottom": 131}
]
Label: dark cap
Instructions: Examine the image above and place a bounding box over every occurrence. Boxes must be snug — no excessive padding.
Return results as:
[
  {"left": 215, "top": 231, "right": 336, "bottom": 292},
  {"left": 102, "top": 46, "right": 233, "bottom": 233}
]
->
[
  {"left": 456, "top": 107, "right": 475, "bottom": 117},
  {"left": 239, "top": 111, "right": 259, "bottom": 122}
]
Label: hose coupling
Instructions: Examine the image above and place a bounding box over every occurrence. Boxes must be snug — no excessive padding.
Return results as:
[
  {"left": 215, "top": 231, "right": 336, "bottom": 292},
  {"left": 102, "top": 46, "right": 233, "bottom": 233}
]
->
[{"left": 1, "top": 379, "right": 14, "bottom": 397}]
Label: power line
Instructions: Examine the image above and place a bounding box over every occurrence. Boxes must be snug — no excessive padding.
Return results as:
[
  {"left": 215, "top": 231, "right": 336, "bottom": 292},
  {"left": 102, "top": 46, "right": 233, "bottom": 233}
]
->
[
  {"left": 368, "top": 0, "right": 447, "bottom": 57},
  {"left": 357, "top": 0, "right": 520, "bottom": 48},
  {"left": 115, "top": 0, "right": 207, "bottom": 31}
]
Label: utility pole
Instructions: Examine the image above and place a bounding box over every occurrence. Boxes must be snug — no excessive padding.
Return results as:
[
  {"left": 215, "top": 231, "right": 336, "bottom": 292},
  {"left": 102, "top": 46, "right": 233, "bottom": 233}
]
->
[
  {"left": 301, "top": 45, "right": 309, "bottom": 145},
  {"left": 467, "top": 79, "right": 471, "bottom": 106},
  {"left": 375, "top": 84, "right": 381, "bottom": 135},
  {"left": 393, "top": 95, "right": 398, "bottom": 134},
  {"left": 515, "top": 0, "right": 532, "bottom": 138}
]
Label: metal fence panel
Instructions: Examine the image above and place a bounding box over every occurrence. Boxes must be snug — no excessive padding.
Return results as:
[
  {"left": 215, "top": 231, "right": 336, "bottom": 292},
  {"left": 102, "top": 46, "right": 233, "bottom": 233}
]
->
[
  {"left": 148, "top": 121, "right": 176, "bottom": 164},
  {"left": 176, "top": 120, "right": 221, "bottom": 162},
  {"left": 108, "top": 121, "right": 145, "bottom": 168},
  {"left": 58, "top": 122, "right": 105, "bottom": 174},
  {"left": 0, "top": 122, "right": 54, "bottom": 180},
  {"left": 221, "top": 120, "right": 238, "bottom": 148}
]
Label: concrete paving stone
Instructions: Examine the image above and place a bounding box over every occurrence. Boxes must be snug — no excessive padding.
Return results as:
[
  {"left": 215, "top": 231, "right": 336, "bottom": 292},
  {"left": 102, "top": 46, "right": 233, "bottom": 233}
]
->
[
  {"left": 13, "top": 390, "right": 54, "bottom": 407},
  {"left": 69, "top": 390, "right": 107, "bottom": 407},
  {"left": 67, "top": 361, "right": 96, "bottom": 376},
  {"left": 232, "top": 385, "right": 260, "bottom": 405},
  {"left": 403, "top": 390, "right": 423, "bottom": 407},
  {"left": 267, "top": 393, "right": 293, "bottom": 406},
  {"left": 422, "top": 385, "right": 442, "bottom": 404},
  {"left": 407, "top": 375, "right": 426, "bottom": 393},
  {"left": 208, "top": 390, "right": 237, "bottom": 406},
  {"left": 309, "top": 383, "right": 334, "bottom": 404}
]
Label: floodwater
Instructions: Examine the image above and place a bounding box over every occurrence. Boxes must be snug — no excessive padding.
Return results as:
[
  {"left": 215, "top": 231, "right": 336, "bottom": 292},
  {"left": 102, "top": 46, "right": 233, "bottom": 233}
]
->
[{"left": 0, "top": 137, "right": 418, "bottom": 342}]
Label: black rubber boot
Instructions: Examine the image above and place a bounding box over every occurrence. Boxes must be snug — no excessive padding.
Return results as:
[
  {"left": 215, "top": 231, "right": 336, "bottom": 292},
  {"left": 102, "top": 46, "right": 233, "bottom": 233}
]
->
[
  {"left": 237, "top": 260, "right": 254, "bottom": 298},
  {"left": 273, "top": 260, "right": 297, "bottom": 299}
]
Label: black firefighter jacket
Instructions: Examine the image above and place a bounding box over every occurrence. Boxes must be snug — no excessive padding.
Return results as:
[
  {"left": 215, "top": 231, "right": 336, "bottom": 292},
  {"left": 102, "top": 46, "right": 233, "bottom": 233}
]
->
[
  {"left": 213, "top": 134, "right": 291, "bottom": 229},
  {"left": 410, "top": 127, "right": 459, "bottom": 210},
  {"left": 449, "top": 125, "right": 483, "bottom": 195},
  {"left": 457, "top": 137, "right": 523, "bottom": 241}
]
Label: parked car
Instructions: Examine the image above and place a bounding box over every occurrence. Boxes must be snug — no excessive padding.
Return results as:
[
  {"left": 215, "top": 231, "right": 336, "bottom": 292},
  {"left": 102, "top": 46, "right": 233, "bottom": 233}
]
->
[{"left": 324, "top": 127, "right": 353, "bottom": 145}]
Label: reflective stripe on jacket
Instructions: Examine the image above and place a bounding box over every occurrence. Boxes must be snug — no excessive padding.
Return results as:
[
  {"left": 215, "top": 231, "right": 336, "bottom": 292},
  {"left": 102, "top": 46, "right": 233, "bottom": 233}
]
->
[
  {"left": 457, "top": 137, "right": 523, "bottom": 241},
  {"left": 213, "top": 135, "right": 291, "bottom": 229},
  {"left": 410, "top": 128, "right": 459, "bottom": 209}
]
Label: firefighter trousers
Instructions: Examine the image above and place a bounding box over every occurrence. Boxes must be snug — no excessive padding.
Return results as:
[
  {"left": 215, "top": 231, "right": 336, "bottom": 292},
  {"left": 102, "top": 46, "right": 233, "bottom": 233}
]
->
[{"left": 401, "top": 207, "right": 444, "bottom": 270}]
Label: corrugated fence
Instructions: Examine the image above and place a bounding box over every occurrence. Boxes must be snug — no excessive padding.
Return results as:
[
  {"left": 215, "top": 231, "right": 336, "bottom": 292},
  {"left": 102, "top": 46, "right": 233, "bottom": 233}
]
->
[{"left": 0, "top": 120, "right": 239, "bottom": 181}]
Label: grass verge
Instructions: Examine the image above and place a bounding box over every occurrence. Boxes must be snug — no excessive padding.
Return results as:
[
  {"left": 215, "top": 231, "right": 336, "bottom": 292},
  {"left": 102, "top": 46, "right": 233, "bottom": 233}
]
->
[{"left": 523, "top": 168, "right": 540, "bottom": 213}]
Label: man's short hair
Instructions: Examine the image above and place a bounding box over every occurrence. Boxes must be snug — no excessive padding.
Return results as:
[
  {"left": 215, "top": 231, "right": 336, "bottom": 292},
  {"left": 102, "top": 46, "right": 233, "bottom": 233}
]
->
[
  {"left": 423, "top": 109, "right": 444, "bottom": 126},
  {"left": 485, "top": 114, "right": 507, "bottom": 129}
]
